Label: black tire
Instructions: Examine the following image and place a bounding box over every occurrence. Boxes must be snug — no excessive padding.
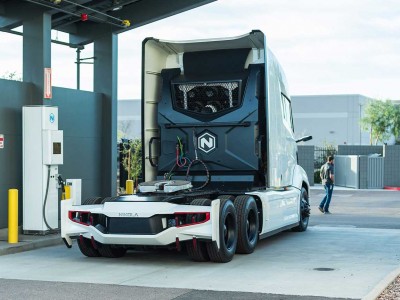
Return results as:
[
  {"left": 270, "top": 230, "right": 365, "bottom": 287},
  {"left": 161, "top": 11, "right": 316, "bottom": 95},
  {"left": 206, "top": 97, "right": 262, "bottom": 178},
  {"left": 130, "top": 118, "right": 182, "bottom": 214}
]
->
[
  {"left": 234, "top": 195, "right": 259, "bottom": 254},
  {"left": 78, "top": 197, "right": 103, "bottom": 257},
  {"left": 101, "top": 196, "right": 119, "bottom": 204},
  {"left": 292, "top": 187, "right": 310, "bottom": 232},
  {"left": 98, "top": 197, "right": 119, "bottom": 226},
  {"left": 77, "top": 236, "right": 100, "bottom": 257},
  {"left": 186, "top": 198, "right": 211, "bottom": 262},
  {"left": 206, "top": 199, "right": 237, "bottom": 263},
  {"left": 97, "top": 244, "right": 127, "bottom": 258},
  {"left": 190, "top": 198, "right": 212, "bottom": 206},
  {"left": 218, "top": 195, "right": 235, "bottom": 201},
  {"left": 78, "top": 197, "right": 114, "bottom": 258},
  {"left": 83, "top": 197, "right": 103, "bottom": 205}
]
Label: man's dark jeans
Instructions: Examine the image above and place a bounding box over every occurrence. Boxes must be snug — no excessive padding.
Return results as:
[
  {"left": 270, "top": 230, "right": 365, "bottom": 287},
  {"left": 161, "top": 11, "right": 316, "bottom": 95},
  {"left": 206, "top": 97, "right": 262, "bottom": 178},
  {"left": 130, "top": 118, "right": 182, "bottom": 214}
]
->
[{"left": 319, "top": 183, "right": 334, "bottom": 212}]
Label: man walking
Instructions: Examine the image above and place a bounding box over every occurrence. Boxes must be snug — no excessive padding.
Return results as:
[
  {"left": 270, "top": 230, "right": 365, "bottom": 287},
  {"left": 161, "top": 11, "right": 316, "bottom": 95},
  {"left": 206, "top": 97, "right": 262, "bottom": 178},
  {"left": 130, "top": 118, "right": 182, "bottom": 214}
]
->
[{"left": 319, "top": 156, "right": 334, "bottom": 214}]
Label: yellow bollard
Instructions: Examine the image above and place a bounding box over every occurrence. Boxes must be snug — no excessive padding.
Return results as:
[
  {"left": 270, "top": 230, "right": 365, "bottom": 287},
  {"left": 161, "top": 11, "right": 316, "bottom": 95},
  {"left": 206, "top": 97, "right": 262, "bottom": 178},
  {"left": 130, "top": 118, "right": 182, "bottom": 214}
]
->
[
  {"left": 8, "top": 189, "right": 18, "bottom": 244},
  {"left": 126, "top": 180, "right": 134, "bottom": 194},
  {"left": 64, "top": 185, "right": 71, "bottom": 200}
]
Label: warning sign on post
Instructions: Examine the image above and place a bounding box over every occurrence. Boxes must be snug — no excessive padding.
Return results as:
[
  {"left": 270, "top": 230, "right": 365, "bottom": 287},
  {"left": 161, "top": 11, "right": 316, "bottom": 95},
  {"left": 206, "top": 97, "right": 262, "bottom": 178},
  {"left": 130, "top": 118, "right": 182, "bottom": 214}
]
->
[
  {"left": 44, "top": 68, "right": 52, "bottom": 99},
  {"left": 0, "top": 134, "right": 4, "bottom": 149}
]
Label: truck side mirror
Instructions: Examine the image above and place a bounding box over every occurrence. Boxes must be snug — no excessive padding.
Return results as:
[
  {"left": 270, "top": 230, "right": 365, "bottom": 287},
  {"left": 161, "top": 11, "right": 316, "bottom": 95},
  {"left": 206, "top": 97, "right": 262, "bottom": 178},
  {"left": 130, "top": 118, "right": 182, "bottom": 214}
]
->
[{"left": 296, "top": 136, "right": 312, "bottom": 143}]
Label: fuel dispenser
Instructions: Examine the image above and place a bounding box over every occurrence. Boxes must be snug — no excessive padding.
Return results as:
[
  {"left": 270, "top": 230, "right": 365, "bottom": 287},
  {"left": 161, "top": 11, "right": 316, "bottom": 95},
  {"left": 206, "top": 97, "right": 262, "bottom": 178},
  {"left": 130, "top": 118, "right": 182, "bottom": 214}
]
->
[{"left": 22, "top": 106, "right": 63, "bottom": 234}]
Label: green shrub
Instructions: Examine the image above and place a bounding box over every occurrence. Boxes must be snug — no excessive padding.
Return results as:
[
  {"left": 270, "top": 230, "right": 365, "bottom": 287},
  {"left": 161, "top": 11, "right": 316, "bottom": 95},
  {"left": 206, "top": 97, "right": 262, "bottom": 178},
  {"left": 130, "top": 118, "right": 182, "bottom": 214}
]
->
[{"left": 314, "top": 170, "right": 321, "bottom": 184}]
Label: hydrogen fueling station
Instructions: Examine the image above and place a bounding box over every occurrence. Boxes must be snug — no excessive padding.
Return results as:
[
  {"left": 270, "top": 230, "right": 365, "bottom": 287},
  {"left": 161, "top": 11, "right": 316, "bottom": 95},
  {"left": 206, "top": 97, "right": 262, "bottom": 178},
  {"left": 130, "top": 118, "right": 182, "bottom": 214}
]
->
[
  {"left": 0, "top": 0, "right": 216, "bottom": 238},
  {"left": 0, "top": 1, "right": 314, "bottom": 260},
  {"left": 22, "top": 105, "right": 64, "bottom": 234},
  {"left": 1, "top": 2, "right": 400, "bottom": 299}
]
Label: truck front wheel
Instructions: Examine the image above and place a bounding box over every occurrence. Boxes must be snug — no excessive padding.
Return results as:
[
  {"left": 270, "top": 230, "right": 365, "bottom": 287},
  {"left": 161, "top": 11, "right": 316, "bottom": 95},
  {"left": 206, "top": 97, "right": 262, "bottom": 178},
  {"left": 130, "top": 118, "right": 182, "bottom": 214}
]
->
[
  {"left": 292, "top": 187, "right": 310, "bottom": 232},
  {"left": 234, "top": 195, "right": 259, "bottom": 254},
  {"left": 206, "top": 199, "right": 237, "bottom": 263}
]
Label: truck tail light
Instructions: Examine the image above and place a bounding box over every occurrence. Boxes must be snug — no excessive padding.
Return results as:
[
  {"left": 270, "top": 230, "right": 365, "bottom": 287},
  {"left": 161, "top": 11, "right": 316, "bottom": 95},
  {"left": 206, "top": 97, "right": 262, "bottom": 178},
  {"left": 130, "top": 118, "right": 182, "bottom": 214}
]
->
[
  {"left": 69, "top": 211, "right": 92, "bottom": 226},
  {"left": 168, "top": 212, "right": 210, "bottom": 228}
]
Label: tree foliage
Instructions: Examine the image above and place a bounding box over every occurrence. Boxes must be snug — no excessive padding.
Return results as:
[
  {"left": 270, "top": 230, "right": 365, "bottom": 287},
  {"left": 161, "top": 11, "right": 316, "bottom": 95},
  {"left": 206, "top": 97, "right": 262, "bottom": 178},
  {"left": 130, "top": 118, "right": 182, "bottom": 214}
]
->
[
  {"left": 361, "top": 100, "right": 399, "bottom": 145},
  {"left": 121, "top": 139, "right": 142, "bottom": 183},
  {"left": 392, "top": 105, "right": 400, "bottom": 144},
  {"left": 1, "top": 71, "right": 22, "bottom": 81}
]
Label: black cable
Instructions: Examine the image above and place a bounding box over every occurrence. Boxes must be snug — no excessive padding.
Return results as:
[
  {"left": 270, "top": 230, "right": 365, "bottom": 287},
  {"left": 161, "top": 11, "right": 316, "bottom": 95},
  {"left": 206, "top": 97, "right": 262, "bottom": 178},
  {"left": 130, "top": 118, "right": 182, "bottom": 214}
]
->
[
  {"left": 43, "top": 166, "right": 56, "bottom": 232},
  {"left": 185, "top": 159, "right": 210, "bottom": 190},
  {"left": 185, "top": 129, "right": 210, "bottom": 190}
]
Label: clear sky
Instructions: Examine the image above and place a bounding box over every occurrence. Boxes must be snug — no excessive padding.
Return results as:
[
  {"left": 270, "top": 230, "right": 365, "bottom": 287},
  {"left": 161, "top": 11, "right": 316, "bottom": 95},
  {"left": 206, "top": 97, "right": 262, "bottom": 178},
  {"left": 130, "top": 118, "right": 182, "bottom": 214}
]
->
[{"left": 1, "top": 0, "right": 399, "bottom": 100}]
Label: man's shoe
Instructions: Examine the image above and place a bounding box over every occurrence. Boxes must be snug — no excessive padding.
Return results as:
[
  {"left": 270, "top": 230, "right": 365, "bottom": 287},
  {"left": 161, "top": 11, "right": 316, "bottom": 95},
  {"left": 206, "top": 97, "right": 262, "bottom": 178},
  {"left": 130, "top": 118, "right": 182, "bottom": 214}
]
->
[
  {"left": 318, "top": 207, "right": 324, "bottom": 213},
  {"left": 324, "top": 211, "right": 332, "bottom": 214}
]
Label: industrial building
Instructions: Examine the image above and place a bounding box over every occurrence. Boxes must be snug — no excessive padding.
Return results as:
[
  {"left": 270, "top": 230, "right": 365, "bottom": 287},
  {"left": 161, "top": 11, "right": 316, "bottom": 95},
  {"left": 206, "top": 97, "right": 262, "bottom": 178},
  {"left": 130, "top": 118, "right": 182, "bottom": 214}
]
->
[
  {"left": 117, "top": 95, "right": 374, "bottom": 147},
  {"left": 291, "top": 94, "right": 371, "bottom": 147},
  {"left": 118, "top": 99, "right": 141, "bottom": 139}
]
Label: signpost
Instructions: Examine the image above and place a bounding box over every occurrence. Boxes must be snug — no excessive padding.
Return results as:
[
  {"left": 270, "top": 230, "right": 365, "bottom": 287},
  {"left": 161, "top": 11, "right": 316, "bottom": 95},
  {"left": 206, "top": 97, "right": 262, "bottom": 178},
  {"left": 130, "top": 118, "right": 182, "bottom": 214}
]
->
[{"left": 44, "top": 68, "right": 52, "bottom": 99}]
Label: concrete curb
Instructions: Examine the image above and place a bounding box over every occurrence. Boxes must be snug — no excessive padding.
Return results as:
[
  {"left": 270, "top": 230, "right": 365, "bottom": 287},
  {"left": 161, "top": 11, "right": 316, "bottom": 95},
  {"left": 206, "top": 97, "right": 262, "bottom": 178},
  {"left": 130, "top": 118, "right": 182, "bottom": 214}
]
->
[
  {"left": 363, "top": 266, "right": 400, "bottom": 300},
  {"left": 0, "top": 237, "right": 63, "bottom": 256}
]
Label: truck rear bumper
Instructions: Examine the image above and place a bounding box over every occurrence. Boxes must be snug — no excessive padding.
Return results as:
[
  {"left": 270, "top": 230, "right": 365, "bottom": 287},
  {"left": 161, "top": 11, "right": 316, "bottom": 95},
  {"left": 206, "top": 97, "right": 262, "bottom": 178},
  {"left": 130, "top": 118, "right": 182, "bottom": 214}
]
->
[{"left": 61, "top": 199, "right": 220, "bottom": 248}]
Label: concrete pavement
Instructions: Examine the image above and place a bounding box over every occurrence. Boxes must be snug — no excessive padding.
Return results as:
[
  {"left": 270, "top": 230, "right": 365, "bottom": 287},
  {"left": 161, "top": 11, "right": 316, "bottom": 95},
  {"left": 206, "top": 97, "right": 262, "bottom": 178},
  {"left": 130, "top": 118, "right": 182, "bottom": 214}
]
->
[
  {"left": 0, "top": 186, "right": 399, "bottom": 299},
  {"left": 0, "top": 227, "right": 62, "bottom": 256},
  {"left": 0, "top": 225, "right": 399, "bottom": 298}
]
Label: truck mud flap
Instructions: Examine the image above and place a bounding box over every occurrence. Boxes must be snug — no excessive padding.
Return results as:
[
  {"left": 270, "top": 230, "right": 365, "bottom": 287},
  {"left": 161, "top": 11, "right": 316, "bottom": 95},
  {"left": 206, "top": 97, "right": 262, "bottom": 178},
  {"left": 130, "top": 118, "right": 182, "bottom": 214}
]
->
[
  {"left": 211, "top": 199, "right": 220, "bottom": 249},
  {"left": 62, "top": 237, "right": 72, "bottom": 248}
]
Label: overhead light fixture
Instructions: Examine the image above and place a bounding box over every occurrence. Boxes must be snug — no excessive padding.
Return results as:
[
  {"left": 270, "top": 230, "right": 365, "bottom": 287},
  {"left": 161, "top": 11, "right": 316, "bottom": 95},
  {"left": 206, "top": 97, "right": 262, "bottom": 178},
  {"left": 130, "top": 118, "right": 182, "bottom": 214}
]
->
[{"left": 112, "top": 0, "right": 122, "bottom": 11}]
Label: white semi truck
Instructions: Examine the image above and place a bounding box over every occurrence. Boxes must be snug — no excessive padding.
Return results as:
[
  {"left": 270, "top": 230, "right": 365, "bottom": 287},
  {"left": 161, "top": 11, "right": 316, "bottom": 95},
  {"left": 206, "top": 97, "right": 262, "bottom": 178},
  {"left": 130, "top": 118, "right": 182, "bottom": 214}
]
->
[{"left": 61, "top": 30, "right": 312, "bottom": 262}]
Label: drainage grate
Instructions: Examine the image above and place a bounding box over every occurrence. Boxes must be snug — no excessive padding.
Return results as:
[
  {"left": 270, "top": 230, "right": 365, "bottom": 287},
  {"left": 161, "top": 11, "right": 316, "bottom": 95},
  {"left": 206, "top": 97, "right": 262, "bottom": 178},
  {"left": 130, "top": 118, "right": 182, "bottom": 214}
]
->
[{"left": 313, "top": 267, "right": 335, "bottom": 271}]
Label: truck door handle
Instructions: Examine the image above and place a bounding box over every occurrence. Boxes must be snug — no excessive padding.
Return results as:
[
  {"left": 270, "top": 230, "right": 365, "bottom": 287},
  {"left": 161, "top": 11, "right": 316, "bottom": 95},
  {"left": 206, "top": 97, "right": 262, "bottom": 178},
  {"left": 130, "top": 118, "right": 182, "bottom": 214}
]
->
[{"left": 149, "top": 137, "right": 160, "bottom": 167}]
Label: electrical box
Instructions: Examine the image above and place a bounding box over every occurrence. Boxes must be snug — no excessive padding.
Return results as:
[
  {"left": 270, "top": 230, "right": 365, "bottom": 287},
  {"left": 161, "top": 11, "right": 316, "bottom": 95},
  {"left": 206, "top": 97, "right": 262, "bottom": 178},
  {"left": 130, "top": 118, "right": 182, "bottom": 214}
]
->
[
  {"left": 43, "top": 130, "right": 63, "bottom": 165},
  {"left": 23, "top": 106, "right": 63, "bottom": 234}
]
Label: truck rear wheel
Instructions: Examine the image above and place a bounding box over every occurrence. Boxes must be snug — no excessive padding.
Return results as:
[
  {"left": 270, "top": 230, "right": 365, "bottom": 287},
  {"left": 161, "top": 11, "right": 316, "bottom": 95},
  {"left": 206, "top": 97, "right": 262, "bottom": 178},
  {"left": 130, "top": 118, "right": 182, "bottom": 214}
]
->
[
  {"left": 77, "top": 197, "right": 103, "bottom": 257},
  {"left": 186, "top": 198, "right": 211, "bottom": 262},
  {"left": 292, "top": 187, "right": 310, "bottom": 232},
  {"left": 206, "top": 199, "right": 237, "bottom": 263},
  {"left": 97, "top": 244, "right": 127, "bottom": 258},
  {"left": 77, "top": 236, "right": 100, "bottom": 257},
  {"left": 98, "top": 197, "right": 119, "bottom": 226},
  {"left": 83, "top": 197, "right": 103, "bottom": 205},
  {"left": 234, "top": 195, "right": 259, "bottom": 254}
]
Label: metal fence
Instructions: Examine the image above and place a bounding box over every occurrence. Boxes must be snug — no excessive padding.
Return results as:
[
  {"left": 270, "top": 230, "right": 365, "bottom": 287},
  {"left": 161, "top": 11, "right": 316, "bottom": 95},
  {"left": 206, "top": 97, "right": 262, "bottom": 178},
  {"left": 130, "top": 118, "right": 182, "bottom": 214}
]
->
[
  {"left": 335, "top": 155, "right": 384, "bottom": 189},
  {"left": 314, "top": 146, "right": 337, "bottom": 183}
]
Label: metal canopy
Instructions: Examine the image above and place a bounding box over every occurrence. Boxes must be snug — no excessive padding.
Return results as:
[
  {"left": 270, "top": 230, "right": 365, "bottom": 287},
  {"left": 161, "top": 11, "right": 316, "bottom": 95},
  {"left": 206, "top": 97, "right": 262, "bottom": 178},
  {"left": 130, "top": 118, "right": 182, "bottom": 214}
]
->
[{"left": 0, "top": 0, "right": 215, "bottom": 45}]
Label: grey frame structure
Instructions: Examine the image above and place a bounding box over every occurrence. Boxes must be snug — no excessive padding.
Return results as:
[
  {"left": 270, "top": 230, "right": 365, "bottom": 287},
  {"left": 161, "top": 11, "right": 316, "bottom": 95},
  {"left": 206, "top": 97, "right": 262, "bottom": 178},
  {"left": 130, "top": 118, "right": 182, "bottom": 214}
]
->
[{"left": 0, "top": 0, "right": 215, "bottom": 229}]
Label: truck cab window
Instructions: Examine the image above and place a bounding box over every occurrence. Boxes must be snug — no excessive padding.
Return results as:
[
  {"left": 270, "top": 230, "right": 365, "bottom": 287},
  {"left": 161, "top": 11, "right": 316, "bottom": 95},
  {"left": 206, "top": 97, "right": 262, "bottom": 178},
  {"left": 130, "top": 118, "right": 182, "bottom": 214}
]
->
[{"left": 281, "top": 94, "right": 294, "bottom": 132}]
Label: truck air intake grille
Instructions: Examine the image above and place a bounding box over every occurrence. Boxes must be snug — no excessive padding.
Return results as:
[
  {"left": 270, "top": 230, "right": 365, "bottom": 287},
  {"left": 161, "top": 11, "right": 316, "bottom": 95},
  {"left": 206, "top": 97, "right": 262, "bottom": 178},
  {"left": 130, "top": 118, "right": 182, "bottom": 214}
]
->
[{"left": 173, "top": 82, "right": 240, "bottom": 115}]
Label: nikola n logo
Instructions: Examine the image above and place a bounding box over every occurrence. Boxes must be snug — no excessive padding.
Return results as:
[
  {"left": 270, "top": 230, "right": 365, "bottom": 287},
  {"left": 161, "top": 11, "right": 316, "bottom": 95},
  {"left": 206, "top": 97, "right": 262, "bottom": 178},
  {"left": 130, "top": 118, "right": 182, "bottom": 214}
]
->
[
  {"left": 49, "top": 113, "right": 55, "bottom": 123},
  {"left": 198, "top": 131, "right": 217, "bottom": 153}
]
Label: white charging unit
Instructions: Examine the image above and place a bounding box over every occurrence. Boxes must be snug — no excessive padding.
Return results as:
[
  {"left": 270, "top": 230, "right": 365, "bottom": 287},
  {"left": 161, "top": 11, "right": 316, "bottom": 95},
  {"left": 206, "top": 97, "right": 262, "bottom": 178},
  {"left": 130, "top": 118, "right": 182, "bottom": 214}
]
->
[
  {"left": 65, "top": 179, "right": 82, "bottom": 205},
  {"left": 23, "top": 106, "right": 63, "bottom": 234}
]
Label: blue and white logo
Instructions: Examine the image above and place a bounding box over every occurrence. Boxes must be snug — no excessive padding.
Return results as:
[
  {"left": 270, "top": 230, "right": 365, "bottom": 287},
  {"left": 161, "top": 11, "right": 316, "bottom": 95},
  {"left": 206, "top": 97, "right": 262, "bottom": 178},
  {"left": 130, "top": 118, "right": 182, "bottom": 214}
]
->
[
  {"left": 49, "top": 113, "right": 55, "bottom": 123},
  {"left": 198, "top": 131, "right": 217, "bottom": 154}
]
